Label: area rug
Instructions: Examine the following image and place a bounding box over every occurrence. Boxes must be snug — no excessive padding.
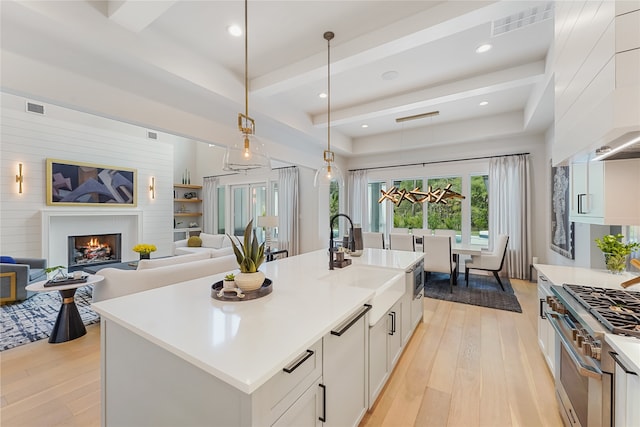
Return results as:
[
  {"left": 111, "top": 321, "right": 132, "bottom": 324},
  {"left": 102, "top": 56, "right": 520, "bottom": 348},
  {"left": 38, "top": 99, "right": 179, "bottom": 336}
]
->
[
  {"left": 1, "top": 285, "right": 99, "bottom": 351},
  {"left": 424, "top": 272, "right": 522, "bottom": 313}
]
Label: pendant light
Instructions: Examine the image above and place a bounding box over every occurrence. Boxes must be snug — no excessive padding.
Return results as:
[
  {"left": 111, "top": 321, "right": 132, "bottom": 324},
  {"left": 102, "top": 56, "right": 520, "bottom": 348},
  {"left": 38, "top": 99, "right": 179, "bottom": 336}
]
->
[
  {"left": 223, "top": 0, "right": 270, "bottom": 173},
  {"left": 314, "top": 31, "right": 344, "bottom": 187}
]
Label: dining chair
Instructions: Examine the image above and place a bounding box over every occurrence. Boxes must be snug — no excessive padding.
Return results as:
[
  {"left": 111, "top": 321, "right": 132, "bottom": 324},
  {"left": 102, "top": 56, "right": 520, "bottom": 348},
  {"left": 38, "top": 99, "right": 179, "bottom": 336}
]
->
[
  {"left": 412, "top": 228, "right": 432, "bottom": 251},
  {"left": 464, "top": 234, "right": 510, "bottom": 290},
  {"left": 422, "top": 235, "right": 456, "bottom": 292},
  {"left": 390, "top": 227, "right": 409, "bottom": 235},
  {"left": 362, "top": 232, "right": 385, "bottom": 249},
  {"left": 434, "top": 229, "right": 457, "bottom": 243},
  {"left": 389, "top": 233, "right": 415, "bottom": 251}
]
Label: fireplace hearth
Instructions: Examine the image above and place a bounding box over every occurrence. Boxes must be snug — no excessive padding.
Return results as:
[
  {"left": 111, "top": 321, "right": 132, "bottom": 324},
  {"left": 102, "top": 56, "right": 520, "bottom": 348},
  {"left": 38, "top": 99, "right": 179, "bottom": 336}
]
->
[{"left": 68, "top": 233, "right": 121, "bottom": 271}]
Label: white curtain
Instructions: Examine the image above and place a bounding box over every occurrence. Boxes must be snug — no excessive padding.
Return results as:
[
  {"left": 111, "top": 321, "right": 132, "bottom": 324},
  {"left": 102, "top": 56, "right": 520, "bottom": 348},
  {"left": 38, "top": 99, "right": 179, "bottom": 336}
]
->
[
  {"left": 278, "top": 167, "right": 299, "bottom": 256},
  {"left": 488, "top": 154, "right": 531, "bottom": 279},
  {"left": 202, "top": 176, "right": 219, "bottom": 234},
  {"left": 348, "top": 170, "right": 369, "bottom": 230}
]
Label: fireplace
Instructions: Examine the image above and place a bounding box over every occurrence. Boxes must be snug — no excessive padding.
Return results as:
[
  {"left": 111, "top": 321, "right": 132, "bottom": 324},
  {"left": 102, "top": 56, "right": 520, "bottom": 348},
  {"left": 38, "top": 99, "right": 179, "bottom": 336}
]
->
[{"left": 68, "top": 233, "right": 121, "bottom": 271}]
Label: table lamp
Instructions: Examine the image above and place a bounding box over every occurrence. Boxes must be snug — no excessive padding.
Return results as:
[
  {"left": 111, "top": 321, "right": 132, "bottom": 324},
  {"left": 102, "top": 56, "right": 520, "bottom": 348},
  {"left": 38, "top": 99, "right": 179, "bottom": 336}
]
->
[{"left": 257, "top": 215, "right": 278, "bottom": 250}]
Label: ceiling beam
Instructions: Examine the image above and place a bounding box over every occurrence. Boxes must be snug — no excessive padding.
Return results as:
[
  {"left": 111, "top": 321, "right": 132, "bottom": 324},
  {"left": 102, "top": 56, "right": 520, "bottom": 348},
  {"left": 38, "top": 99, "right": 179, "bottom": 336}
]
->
[{"left": 108, "top": 0, "right": 176, "bottom": 33}]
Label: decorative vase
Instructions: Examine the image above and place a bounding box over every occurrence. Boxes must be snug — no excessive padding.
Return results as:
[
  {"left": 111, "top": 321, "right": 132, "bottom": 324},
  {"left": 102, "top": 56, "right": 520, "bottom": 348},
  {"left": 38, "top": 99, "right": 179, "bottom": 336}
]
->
[
  {"left": 140, "top": 253, "right": 151, "bottom": 260},
  {"left": 234, "top": 271, "right": 265, "bottom": 292},
  {"left": 604, "top": 253, "right": 628, "bottom": 274}
]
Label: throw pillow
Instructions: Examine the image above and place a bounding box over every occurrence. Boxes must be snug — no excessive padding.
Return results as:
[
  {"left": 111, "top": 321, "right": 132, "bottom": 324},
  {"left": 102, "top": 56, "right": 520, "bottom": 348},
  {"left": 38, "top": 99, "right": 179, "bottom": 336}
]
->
[
  {"left": 0, "top": 256, "right": 16, "bottom": 264},
  {"left": 199, "top": 233, "right": 226, "bottom": 249},
  {"left": 187, "top": 236, "right": 202, "bottom": 247}
]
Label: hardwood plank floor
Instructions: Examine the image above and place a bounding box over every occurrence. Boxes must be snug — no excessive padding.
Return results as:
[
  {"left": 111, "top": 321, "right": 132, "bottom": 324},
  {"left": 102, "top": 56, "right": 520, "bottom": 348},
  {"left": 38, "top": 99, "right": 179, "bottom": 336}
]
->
[{"left": 0, "top": 278, "right": 562, "bottom": 427}]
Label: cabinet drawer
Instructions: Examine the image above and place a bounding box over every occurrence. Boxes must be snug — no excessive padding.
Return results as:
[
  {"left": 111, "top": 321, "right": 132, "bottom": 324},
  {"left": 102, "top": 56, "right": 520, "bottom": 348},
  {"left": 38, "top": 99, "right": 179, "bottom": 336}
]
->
[{"left": 259, "top": 339, "right": 323, "bottom": 419}]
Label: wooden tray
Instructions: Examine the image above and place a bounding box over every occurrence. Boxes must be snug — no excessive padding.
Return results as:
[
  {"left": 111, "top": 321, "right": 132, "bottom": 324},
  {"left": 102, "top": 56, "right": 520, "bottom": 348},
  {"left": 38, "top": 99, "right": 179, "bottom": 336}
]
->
[
  {"left": 44, "top": 276, "right": 89, "bottom": 287},
  {"left": 332, "top": 259, "right": 352, "bottom": 268},
  {"left": 211, "top": 278, "right": 272, "bottom": 301}
]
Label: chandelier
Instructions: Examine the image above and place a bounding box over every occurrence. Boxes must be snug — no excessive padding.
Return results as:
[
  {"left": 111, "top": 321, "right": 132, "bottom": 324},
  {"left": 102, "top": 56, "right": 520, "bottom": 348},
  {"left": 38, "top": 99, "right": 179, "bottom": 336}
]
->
[
  {"left": 223, "top": 0, "right": 270, "bottom": 173},
  {"left": 314, "top": 31, "right": 344, "bottom": 187}
]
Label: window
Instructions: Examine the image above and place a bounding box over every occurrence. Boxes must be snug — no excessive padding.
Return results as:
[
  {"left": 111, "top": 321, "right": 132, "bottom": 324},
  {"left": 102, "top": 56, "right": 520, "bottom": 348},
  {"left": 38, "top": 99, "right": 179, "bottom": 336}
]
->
[
  {"left": 426, "top": 176, "right": 461, "bottom": 240},
  {"left": 271, "top": 182, "right": 279, "bottom": 241},
  {"left": 330, "top": 180, "right": 340, "bottom": 238},
  {"left": 216, "top": 187, "right": 225, "bottom": 234},
  {"left": 232, "top": 186, "right": 249, "bottom": 236},
  {"left": 231, "top": 184, "right": 266, "bottom": 239},
  {"left": 470, "top": 175, "right": 489, "bottom": 246},
  {"left": 368, "top": 182, "right": 386, "bottom": 232},
  {"left": 393, "top": 179, "right": 423, "bottom": 229}
]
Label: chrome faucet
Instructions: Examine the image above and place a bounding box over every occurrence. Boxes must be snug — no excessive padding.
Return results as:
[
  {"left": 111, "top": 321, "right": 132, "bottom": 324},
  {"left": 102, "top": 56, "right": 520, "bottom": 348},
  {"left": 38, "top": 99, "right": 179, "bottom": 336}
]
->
[{"left": 329, "top": 213, "right": 355, "bottom": 270}]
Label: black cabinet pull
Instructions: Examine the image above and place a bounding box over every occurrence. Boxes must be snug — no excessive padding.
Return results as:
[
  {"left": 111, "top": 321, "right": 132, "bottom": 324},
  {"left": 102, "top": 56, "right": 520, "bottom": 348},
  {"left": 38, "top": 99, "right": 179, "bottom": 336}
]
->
[
  {"left": 388, "top": 312, "right": 394, "bottom": 335},
  {"left": 331, "top": 304, "right": 372, "bottom": 336},
  {"left": 609, "top": 351, "right": 638, "bottom": 375},
  {"left": 577, "top": 193, "right": 588, "bottom": 214},
  {"left": 539, "top": 299, "right": 546, "bottom": 319},
  {"left": 319, "top": 383, "right": 327, "bottom": 422},
  {"left": 282, "top": 349, "right": 314, "bottom": 374}
]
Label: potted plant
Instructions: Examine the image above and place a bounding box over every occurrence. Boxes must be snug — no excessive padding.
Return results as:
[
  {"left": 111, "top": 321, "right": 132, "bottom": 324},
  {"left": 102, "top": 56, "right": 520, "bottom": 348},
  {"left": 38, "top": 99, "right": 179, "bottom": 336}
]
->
[
  {"left": 228, "top": 220, "right": 266, "bottom": 291},
  {"left": 132, "top": 243, "right": 157, "bottom": 260},
  {"left": 595, "top": 234, "right": 640, "bottom": 274},
  {"left": 45, "top": 265, "right": 67, "bottom": 281},
  {"left": 223, "top": 273, "right": 236, "bottom": 291}
]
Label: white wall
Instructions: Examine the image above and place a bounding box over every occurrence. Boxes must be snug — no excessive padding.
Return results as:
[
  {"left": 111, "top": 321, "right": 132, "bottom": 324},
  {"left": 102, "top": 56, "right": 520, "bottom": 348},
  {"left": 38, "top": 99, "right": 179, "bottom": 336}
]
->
[{"left": 0, "top": 92, "right": 175, "bottom": 259}]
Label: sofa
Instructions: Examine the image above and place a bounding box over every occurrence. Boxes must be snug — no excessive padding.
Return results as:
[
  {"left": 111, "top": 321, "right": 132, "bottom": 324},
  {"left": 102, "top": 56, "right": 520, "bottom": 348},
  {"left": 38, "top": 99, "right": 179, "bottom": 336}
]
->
[
  {"left": 173, "top": 233, "right": 237, "bottom": 257},
  {"left": 0, "top": 257, "right": 47, "bottom": 303},
  {"left": 92, "top": 254, "right": 238, "bottom": 303}
]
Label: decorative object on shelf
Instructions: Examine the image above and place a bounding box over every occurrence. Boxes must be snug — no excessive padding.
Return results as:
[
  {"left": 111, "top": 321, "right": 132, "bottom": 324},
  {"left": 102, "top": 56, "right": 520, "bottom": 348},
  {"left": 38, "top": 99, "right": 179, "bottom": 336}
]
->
[
  {"left": 257, "top": 215, "right": 278, "bottom": 250},
  {"left": 182, "top": 169, "right": 191, "bottom": 185},
  {"left": 183, "top": 191, "right": 197, "bottom": 199},
  {"left": 133, "top": 243, "right": 157, "bottom": 260},
  {"left": 595, "top": 234, "right": 640, "bottom": 274},
  {"left": 228, "top": 219, "right": 266, "bottom": 292},
  {"left": 46, "top": 159, "right": 136, "bottom": 206},
  {"left": 16, "top": 162, "right": 24, "bottom": 194},
  {"left": 223, "top": 0, "right": 270, "bottom": 173},
  {"left": 314, "top": 31, "right": 344, "bottom": 188},
  {"left": 377, "top": 184, "right": 465, "bottom": 206}
]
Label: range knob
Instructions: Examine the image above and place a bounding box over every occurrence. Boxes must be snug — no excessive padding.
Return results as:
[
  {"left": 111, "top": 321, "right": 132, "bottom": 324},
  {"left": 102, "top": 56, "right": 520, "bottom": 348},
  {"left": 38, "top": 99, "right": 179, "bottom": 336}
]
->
[
  {"left": 576, "top": 334, "right": 584, "bottom": 347},
  {"left": 582, "top": 342, "right": 593, "bottom": 357}
]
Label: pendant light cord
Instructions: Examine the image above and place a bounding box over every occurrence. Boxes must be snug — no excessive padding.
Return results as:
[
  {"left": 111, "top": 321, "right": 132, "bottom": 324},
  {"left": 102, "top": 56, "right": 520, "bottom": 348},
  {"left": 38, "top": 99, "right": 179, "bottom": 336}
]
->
[
  {"left": 324, "top": 31, "right": 334, "bottom": 155},
  {"left": 244, "top": 0, "right": 249, "bottom": 119}
]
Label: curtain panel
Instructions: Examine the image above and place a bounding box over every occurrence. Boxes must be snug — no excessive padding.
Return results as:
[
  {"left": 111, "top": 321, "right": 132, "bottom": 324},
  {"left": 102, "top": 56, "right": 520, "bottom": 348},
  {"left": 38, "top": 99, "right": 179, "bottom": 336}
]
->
[
  {"left": 488, "top": 154, "right": 532, "bottom": 279},
  {"left": 202, "top": 177, "right": 219, "bottom": 234},
  {"left": 278, "top": 167, "right": 299, "bottom": 256},
  {"left": 348, "top": 170, "right": 369, "bottom": 230}
]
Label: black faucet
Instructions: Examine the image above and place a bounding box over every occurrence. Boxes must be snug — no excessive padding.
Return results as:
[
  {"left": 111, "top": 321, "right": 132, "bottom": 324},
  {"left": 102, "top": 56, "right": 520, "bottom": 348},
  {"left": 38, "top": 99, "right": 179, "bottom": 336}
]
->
[{"left": 329, "top": 213, "right": 355, "bottom": 270}]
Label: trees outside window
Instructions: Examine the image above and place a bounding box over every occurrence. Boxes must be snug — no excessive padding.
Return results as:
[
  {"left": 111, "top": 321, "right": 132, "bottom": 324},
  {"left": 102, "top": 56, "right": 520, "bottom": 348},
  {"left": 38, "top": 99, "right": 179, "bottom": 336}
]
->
[
  {"left": 368, "top": 182, "right": 386, "bottom": 232},
  {"left": 471, "top": 175, "right": 489, "bottom": 245},
  {"left": 330, "top": 180, "right": 340, "bottom": 238},
  {"left": 426, "top": 177, "right": 462, "bottom": 234},
  {"left": 393, "top": 179, "right": 423, "bottom": 229}
]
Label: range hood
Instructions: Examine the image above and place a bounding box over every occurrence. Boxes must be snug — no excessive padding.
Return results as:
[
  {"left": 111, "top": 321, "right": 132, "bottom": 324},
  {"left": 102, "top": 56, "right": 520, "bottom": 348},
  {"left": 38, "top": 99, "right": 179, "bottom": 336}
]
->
[{"left": 591, "top": 131, "right": 640, "bottom": 161}]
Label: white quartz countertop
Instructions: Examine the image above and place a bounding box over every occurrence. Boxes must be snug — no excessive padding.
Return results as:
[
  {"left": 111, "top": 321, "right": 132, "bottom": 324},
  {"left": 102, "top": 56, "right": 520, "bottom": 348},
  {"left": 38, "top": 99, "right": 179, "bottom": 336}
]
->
[
  {"left": 92, "top": 249, "right": 423, "bottom": 394},
  {"left": 534, "top": 264, "right": 638, "bottom": 290},
  {"left": 606, "top": 335, "right": 640, "bottom": 374}
]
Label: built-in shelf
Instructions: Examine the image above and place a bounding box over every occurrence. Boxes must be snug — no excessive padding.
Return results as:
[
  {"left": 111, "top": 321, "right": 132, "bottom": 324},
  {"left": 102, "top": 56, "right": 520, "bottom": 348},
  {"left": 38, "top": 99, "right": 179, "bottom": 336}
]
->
[
  {"left": 174, "top": 184, "right": 202, "bottom": 190},
  {"left": 174, "top": 198, "right": 202, "bottom": 203},
  {"left": 174, "top": 213, "right": 202, "bottom": 217}
]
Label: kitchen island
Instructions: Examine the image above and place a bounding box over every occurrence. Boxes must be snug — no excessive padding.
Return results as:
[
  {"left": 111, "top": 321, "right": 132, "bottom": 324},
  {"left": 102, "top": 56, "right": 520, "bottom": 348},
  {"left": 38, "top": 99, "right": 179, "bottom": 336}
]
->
[{"left": 92, "top": 248, "right": 423, "bottom": 427}]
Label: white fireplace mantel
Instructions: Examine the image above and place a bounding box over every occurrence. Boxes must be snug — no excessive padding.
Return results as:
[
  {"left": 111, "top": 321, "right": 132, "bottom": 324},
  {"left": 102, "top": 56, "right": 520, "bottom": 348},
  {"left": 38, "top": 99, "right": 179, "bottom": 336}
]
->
[{"left": 42, "top": 209, "right": 143, "bottom": 267}]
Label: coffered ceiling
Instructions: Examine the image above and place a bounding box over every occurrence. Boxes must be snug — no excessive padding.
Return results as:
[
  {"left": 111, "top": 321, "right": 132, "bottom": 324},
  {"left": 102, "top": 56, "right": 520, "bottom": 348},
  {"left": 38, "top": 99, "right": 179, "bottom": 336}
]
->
[{"left": 1, "top": 0, "right": 555, "bottom": 159}]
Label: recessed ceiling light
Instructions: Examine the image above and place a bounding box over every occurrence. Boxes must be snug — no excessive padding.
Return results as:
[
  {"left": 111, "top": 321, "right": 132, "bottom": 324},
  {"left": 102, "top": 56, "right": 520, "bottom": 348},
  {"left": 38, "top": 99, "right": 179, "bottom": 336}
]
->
[
  {"left": 318, "top": 92, "right": 327, "bottom": 98},
  {"left": 361, "top": 124, "right": 369, "bottom": 128},
  {"left": 475, "top": 44, "right": 492, "bottom": 53},
  {"left": 209, "top": 144, "right": 216, "bottom": 147},
  {"left": 227, "top": 25, "right": 242, "bottom": 37},
  {"left": 381, "top": 70, "right": 399, "bottom": 81},
  {"left": 479, "top": 101, "right": 489, "bottom": 106}
]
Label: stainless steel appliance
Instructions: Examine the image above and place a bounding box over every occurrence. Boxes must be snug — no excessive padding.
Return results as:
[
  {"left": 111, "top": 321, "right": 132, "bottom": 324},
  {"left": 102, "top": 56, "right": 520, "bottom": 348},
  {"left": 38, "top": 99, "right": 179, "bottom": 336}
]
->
[
  {"left": 407, "top": 259, "right": 424, "bottom": 298},
  {"left": 546, "top": 284, "right": 640, "bottom": 427}
]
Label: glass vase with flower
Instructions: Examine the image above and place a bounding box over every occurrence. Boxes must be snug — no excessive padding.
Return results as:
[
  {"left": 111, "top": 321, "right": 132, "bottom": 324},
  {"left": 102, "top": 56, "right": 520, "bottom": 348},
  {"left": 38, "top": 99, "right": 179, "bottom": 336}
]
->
[
  {"left": 595, "top": 234, "right": 640, "bottom": 274},
  {"left": 133, "top": 243, "right": 157, "bottom": 260}
]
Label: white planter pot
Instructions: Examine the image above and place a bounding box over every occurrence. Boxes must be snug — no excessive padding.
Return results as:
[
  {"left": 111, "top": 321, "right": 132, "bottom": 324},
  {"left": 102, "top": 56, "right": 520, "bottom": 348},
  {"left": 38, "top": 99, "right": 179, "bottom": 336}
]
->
[{"left": 235, "top": 271, "right": 265, "bottom": 292}]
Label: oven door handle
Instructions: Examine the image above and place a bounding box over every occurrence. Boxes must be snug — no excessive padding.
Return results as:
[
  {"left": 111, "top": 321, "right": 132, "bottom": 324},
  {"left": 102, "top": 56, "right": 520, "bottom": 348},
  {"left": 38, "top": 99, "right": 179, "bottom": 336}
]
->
[{"left": 546, "top": 312, "right": 602, "bottom": 379}]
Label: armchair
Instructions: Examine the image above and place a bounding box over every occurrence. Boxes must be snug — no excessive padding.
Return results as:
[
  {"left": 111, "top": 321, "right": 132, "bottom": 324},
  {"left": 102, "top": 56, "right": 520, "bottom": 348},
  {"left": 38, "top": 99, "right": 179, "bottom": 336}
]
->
[
  {"left": 1, "top": 257, "right": 47, "bottom": 303},
  {"left": 464, "top": 234, "right": 509, "bottom": 291}
]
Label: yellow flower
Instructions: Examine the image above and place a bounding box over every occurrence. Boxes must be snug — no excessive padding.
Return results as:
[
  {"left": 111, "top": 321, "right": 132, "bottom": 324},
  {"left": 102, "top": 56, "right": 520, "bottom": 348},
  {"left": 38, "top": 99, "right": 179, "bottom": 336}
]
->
[{"left": 132, "top": 243, "right": 157, "bottom": 254}]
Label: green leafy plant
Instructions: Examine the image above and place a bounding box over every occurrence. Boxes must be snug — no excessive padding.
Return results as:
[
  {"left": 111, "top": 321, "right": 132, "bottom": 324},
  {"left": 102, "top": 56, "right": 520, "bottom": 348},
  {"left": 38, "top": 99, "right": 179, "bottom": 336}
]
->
[
  {"left": 228, "top": 219, "right": 265, "bottom": 273},
  {"left": 44, "top": 265, "right": 65, "bottom": 274},
  {"left": 224, "top": 273, "right": 236, "bottom": 281},
  {"left": 595, "top": 234, "right": 640, "bottom": 273}
]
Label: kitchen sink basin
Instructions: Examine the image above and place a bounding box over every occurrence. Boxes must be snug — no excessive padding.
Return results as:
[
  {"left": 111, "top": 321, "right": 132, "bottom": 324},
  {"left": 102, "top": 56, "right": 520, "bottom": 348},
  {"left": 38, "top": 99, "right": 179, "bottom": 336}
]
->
[{"left": 318, "top": 265, "right": 405, "bottom": 325}]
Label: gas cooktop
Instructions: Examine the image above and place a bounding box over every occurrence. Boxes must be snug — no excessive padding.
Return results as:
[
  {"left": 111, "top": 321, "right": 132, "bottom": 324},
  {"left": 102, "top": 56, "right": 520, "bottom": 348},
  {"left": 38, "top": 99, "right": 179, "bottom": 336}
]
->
[{"left": 563, "top": 284, "right": 640, "bottom": 338}]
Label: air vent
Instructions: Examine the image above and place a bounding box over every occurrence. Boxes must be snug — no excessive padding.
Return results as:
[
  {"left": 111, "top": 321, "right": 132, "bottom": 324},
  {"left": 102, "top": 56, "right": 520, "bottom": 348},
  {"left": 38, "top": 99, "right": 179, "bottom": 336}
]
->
[
  {"left": 147, "top": 131, "right": 158, "bottom": 140},
  {"left": 492, "top": 2, "right": 554, "bottom": 36},
  {"left": 26, "top": 102, "right": 45, "bottom": 115}
]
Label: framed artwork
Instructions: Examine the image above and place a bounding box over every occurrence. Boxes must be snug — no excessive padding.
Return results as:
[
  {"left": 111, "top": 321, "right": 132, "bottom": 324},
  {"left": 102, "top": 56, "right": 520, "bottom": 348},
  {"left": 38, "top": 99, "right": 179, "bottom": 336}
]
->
[
  {"left": 46, "top": 159, "right": 137, "bottom": 206},
  {"left": 550, "top": 162, "right": 574, "bottom": 259}
]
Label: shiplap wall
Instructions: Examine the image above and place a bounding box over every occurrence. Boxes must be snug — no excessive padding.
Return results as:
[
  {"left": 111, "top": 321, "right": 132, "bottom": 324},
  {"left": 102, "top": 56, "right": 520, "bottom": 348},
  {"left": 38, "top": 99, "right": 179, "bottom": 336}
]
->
[{"left": 0, "top": 92, "right": 174, "bottom": 259}]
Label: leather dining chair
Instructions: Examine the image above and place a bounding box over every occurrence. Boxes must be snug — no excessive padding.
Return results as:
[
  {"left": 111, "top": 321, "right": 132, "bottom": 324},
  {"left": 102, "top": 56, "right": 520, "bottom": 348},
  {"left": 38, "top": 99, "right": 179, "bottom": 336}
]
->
[
  {"left": 389, "top": 233, "right": 415, "bottom": 252},
  {"left": 464, "top": 234, "right": 509, "bottom": 290},
  {"left": 422, "top": 235, "right": 456, "bottom": 292},
  {"left": 362, "top": 232, "right": 385, "bottom": 249},
  {"left": 412, "top": 228, "right": 432, "bottom": 251}
]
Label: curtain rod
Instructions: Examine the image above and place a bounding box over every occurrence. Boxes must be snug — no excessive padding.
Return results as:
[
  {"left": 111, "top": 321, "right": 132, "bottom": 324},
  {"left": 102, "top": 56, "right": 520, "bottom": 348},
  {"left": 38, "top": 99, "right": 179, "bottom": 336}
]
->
[
  {"left": 203, "top": 165, "right": 297, "bottom": 179},
  {"left": 348, "top": 152, "right": 530, "bottom": 172}
]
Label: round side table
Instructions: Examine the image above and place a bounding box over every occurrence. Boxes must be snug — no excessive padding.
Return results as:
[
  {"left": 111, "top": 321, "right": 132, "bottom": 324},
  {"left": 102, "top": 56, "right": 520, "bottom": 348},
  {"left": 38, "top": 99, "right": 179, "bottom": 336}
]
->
[{"left": 26, "top": 275, "right": 104, "bottom": 343}]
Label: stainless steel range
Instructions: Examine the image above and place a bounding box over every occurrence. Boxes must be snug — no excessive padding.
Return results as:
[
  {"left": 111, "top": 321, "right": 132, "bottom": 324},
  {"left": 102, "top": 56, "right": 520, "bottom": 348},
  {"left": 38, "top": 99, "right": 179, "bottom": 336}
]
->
[{"left": 546, "top": 284, "right": 640, "bottom": 427}]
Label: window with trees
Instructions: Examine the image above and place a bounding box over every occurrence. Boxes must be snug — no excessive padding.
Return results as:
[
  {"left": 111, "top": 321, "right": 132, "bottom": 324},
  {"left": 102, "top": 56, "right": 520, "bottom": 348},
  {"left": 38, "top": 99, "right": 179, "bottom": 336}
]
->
[
  {"left": 470, "top": 175, "right": 489, "bottom": 246},
  {"left": 426, "top": 176, "right": 461, "bottom": 238},
  {"left": 393, "top": 179, "right": 423, "bottom": 229},
  {"left": 330, "top": 180, "right": 340, "bottom": 238},
  {"left": 368, "top": 182, "right": 386, "bottom": 232}
]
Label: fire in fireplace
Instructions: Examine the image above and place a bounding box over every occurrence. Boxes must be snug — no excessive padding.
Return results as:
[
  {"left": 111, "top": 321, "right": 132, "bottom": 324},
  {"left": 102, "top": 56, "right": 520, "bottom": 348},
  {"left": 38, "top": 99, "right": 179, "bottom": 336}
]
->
[{"left": 68, "top": 233, "right": 121, "bottom": 270}]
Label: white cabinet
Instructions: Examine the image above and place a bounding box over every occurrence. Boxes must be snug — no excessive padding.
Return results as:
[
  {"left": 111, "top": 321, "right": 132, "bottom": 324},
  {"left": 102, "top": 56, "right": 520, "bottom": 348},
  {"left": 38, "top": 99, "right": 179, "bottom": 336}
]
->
[
  {"left": 537, "top": 275, "right": 556, "bottom": 378},
  {"left": 272, "top": 379, "right": 323, "bottom": 427},
  {"left": 569, "top": 159, "right": 640, "bottom": 225},
  {"left": 611, "top": 351, "right": 640, "bottom": 427},
  {"left": 410, "top": 291, "right": 423, "bottom": 331},
  {"left": 368, "top": 299, "right": 403, "bottom": 406},
  {"left": 322, "top": 304, "right": 370, "bottom": 427}
]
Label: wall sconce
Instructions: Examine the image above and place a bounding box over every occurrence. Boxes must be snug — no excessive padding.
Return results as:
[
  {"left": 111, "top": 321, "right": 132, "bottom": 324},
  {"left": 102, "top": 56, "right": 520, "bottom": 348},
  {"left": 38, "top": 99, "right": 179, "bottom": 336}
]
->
[
  {"left": 149, "top": 176, "right": 155, "bottom": 199},
  {"left": 16, "top": 163, "right": 24, "bottom": 194}
]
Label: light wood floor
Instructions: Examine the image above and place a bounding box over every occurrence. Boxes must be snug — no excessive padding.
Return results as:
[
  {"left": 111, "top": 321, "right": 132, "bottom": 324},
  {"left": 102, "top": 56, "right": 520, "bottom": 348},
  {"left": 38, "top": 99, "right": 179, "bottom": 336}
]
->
[{"left": 1, "top": 278, "right": 562, "bottom": 427}]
